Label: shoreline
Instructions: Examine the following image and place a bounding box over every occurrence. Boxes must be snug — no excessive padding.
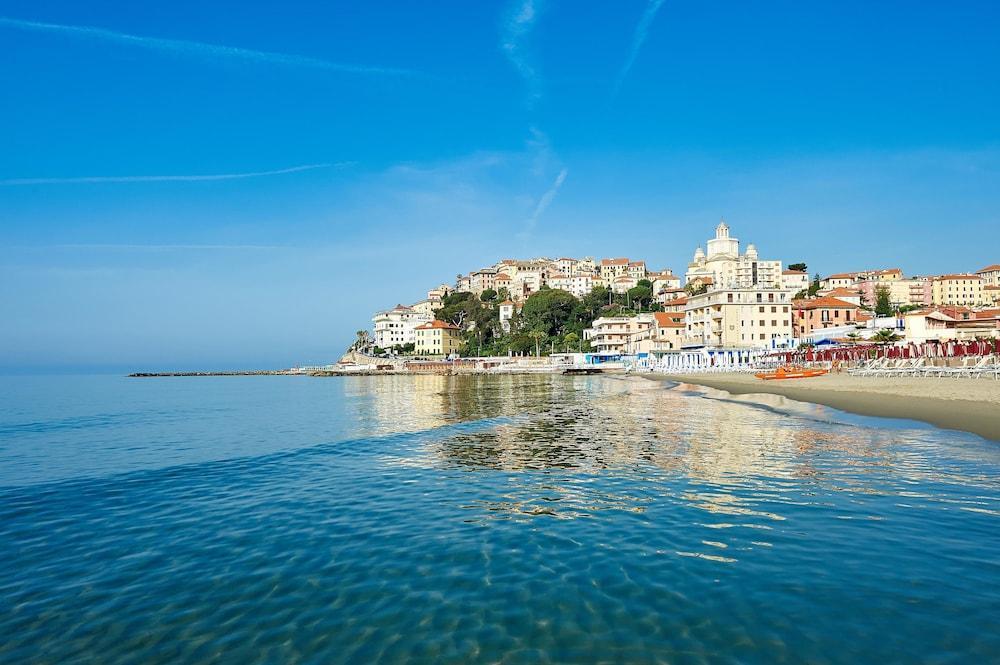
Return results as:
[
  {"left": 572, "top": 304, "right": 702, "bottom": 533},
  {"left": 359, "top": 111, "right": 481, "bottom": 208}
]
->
[{"left": 645, "top": 373, "right": 1000, "bottom": 442}]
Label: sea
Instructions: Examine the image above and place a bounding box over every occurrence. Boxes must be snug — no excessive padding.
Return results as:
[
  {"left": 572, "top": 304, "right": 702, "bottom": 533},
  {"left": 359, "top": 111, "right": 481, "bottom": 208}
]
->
[{"left": 1, "top": 373, "right": 998, "bottom": 663}]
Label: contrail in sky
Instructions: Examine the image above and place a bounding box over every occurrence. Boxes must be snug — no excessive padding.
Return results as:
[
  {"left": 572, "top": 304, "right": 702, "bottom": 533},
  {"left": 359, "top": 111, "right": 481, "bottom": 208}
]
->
[
  {"left": 525, "top": 167, "right": 568, "bottom": 234},
  {"left": 500, "top": 0, "right": 543, "bottom": 108},
  {"left": 613, "top": 0, "right": 666, "bottom": 97},
  {"left": 0, "top": 163, "right": 341, "bottom": 186},
  {"left": 0, "top": 16, "right": 417, "bottom": 76}
]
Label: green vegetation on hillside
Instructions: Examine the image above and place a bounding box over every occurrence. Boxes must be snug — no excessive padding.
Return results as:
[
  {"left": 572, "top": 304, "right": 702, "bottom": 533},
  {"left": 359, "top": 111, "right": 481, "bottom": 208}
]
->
[{"left": 433, "top": 285, "right": 664, "bottom": 357}]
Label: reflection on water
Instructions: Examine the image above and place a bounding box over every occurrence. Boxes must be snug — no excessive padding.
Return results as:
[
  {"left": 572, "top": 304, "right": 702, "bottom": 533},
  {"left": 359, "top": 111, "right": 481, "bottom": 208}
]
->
[{"left": 2, "top": 374, "right": 999, "bottom": 663}]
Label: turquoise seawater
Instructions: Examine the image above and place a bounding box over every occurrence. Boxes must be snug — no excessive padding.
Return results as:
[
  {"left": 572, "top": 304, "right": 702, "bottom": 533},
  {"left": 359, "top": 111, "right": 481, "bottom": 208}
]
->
[{"left": 2, "top": 374, "right": 999, "bottom": 663}]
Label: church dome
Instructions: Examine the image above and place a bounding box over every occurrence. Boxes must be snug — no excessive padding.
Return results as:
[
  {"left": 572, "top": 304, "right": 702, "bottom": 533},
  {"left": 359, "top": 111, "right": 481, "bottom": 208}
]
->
[
  {"left": 745, "top": 243, "right": 758, "bottom": 258},
  {"left": 693, "top": 246, "right": 705, "bottom": 261}
]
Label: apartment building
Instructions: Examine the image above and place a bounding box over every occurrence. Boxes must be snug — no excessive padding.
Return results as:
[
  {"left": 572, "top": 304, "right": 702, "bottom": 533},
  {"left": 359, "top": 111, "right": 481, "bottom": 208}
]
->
[
  {"left": 584, "top": 316, "right": 653, "bottom": 354},
  {"left": 932, "top": 274, "right": 985, "bottom": 307},
  {"left": 685, "top": 287, "right": 796, "bottom": 348},
  {"left": 792, "top": 296, "right": 861, "bottom": 338},
  {"left": 414, "top": 320, "right": 463, "bottom": 356},
  {"left": 977, "top": 264, "right": 1000, "bottom": 287},
  {"left": 372, "top": 305, "right": 433, "bottom": 349}
]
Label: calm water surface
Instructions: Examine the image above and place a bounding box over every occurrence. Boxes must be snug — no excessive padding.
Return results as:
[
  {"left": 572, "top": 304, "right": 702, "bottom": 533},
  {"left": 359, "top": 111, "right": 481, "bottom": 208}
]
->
[{"left": 2, "top": 374, "right": 999, "bottom": 663}]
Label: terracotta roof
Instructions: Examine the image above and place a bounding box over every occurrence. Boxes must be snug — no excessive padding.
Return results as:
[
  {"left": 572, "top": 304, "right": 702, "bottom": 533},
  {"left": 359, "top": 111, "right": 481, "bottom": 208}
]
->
[
  {"left": 934, "top": 274, "right": 981, "bottom": 281},
  {"left": 653, "top": 312, "right": 686, "bottom": 328},
  {"left": 557, "top": 257, "right": 577, "bottom": 262},
  {"left": 628, "top": 261, "right": 646, "bottom": 267},
  {"left": 976, "top": 264, "right": 1000, "bottom": 273},
  {"left": 415, "top": 320, "right": 460, "bottom": 330},
  {"left": 498, "top": 300, "right": 515, "bottom": 306},
  {"left": 794, "top": 296, "right": 859, "bottom": 310},
  {"left": 549, "top": 273, "right": 569, "bottom": 279},
  {"left": 392, "top": 304, "right": 413, "bottom": 311},
  {"left": 601, "top": 258, "right": 629, "bottom": 266},
  {"left": 826, "top": 272, "right": 858, "bottom": 280},
  {"left": 825, "top": 287, "right": 861, "bottom": 297},
  {"left": 495, "top": 273, "right": 511, "bottom": 280},
  {"left": 614, "top": 275, "right": 634, "bottom": 282},
  {"left": 974, "top": 308, "right": 1000, "bottom": 319}
]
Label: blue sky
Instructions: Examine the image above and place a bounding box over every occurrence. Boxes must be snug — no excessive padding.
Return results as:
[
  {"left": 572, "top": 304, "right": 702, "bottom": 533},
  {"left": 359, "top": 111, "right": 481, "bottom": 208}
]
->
[{"left": 1, "top": 0, "right": 998, "bottom": 371}]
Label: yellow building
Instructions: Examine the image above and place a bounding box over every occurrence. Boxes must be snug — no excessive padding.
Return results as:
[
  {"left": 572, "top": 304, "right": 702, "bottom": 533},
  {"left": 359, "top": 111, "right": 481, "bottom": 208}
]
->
[
  {"left": 414, "top": 320, "right": 464, "bottom": 356},
  {"left": 931, "top": 274, "right": 984, "bottom": 307},
  {"left": 685, "top": 287, "right": 796, "bottom": 347},
  {"left": 977, "top": 264, "right": 1000, "bottom": 287}
]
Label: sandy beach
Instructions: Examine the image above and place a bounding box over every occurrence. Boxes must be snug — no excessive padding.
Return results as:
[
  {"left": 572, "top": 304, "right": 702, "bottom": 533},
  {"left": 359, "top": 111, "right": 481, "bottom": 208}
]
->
[{"left": 646, "top": 372, "right": 1000, "bottom": 441}]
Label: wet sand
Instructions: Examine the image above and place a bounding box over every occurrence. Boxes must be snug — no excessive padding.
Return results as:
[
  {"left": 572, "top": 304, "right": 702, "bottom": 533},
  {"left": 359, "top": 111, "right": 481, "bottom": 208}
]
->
[{"left": 645, "top": 372, "right": 1000, "bottom": 441}]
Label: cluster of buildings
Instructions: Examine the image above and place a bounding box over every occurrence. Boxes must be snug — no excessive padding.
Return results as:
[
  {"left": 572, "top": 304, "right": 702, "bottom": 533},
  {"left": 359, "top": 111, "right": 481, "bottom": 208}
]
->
[{"left": 369, "top": 220, "right": 999, "bottom": 357}]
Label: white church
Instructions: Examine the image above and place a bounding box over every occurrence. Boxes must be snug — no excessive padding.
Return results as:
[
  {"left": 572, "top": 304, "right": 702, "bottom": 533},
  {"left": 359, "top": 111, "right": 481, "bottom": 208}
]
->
[{"left": 685, "top": 221, "right": 783, "bottom": 290}]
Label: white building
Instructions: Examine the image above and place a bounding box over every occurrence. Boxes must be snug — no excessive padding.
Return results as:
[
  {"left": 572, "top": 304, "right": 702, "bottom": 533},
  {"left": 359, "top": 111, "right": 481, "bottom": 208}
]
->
[
  {"left": 584, "top": 315, "right": 654, "bottom": 354},
  {"left": 685, "top": 221, "right": 783, "bottom": 290},
  {"left": 781, "top": 270, "right": 809, "bottom": 292},
  {"left": 372, "top": 305, "right": 433, "bottom": 349}
]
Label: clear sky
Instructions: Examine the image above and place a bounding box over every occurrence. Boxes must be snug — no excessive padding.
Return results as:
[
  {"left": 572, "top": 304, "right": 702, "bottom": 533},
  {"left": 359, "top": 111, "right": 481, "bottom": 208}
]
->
[{"left": 2, "top": 1, "right": 998, "bottom": 371}]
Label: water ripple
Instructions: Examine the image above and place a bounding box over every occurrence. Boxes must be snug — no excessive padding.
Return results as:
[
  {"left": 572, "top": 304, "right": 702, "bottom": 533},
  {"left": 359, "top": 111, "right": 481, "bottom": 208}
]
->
[{"left": 1, "top": 374, "right": 999, "bottom": 663}]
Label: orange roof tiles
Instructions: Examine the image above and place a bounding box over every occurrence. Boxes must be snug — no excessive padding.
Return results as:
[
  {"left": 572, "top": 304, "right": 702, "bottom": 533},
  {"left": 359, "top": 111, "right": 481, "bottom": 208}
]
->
[
  {"left": 825, "top": 287, "right": 862, "bottom": 297},
  {"left": 934, "top": 274, "right": 981, "bottom": 281},
  {"left": 794, "top": 296, "right": 859, "bottom": 310},
  {"left": 976, "top": 264, "right": 1000, "bottom": 273},
  {"left": 653, "top": 312, "right": 686, "bottom": 328}
]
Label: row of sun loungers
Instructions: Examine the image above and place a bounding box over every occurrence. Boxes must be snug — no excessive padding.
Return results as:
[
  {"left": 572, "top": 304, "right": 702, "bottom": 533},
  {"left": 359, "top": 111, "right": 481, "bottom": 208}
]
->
[{"left": 847, "top": 356, "right": 1000, "bottom": 379}]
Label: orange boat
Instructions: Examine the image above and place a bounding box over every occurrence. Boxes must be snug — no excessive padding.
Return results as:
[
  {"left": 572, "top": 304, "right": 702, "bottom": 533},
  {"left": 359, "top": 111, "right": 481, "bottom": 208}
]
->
[{"left": 755, "top": 365, "right": 829, "bottom": 380}]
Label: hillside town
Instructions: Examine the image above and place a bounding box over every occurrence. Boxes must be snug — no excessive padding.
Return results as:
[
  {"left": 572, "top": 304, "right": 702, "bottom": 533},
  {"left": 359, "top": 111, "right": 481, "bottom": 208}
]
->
[{"left": 342, "top": 221, "right": 999, "bottom": 373}]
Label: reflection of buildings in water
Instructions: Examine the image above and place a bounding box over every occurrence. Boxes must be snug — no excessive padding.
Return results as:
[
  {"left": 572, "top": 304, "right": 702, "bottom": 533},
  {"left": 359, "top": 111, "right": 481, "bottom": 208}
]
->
[{"left": 342, "top": 374, "right": 452, "bottom": 436}]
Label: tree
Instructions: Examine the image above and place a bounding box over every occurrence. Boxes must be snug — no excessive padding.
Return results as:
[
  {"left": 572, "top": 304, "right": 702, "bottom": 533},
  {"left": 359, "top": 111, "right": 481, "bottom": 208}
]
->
[
  {"left": 808, "top": 273, "right": 822, "bottom": 297},
  {"left": 871, "top": 328, "right": 901, "bottom": 344},
  {"left": 497, "top": 287, "right": 510, "bottom": 302},
  {"left": 480, "top": 288, "right": 497, "bottom": 302},
  {"left": 637, "top": 278, "right": 653, "bottom": 290},
  {"left": 627, "top": 284, "right": 653, "bottom": 311},
  {"left": 520, "top": 289, "right": 578, "bottom": 338},
  {"left": 351, "top": 330, "right": 373, "bottom": 354},
  {"left": 528, "top": 329, "right": 546, "bottom": 357},
  {"left": 788, "top": 262, "right": 807, "bottom": 273},
  {"left": 685, "top": 282, "right": 708, "bottom": 296},
  {"left": 873, "top": 285, "right": 893, "bottom": 317},
  {"left": 563, "top": 332, "right": 580, "bottom": 352}
]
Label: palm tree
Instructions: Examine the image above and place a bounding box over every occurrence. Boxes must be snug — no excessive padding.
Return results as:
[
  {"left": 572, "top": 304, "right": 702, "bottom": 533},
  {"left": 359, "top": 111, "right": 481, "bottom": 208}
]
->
[
  {"left": 352, "top": 330, "right": 373, "bottom": 354},
  {"left": 528, "top": 330, "right": 546, "bottom": 357},
  {"left": 871, "top": 328, "right": 901, "bottom": 344}
]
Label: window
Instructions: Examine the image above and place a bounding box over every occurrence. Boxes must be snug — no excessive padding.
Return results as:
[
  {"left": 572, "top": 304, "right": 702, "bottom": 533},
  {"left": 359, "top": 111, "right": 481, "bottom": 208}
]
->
[
  {"left": 772, "top": 320, "right": 777, "bottom": 326},
  {"left": 771, "top": 306, "right": 777, "bottom": 313},
  {"left": 759, "top": 306, "right": 765, "bottom": 313},
  {"left": 759, "top": 320, "right": 765, "bottom": 326}
]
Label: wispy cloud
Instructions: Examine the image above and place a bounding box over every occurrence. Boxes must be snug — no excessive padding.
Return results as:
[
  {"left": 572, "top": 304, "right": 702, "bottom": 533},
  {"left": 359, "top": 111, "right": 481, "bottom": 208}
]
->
[
  {"left": 521, "top": 167, "right": 568, "bottom": 237},
  {"left": 0, "top": 163, "right": 345, "bottom": 186},
  {"left": 0, "top": 16, "right": 416, "bottom": 76},
  {"left": 613, "top": 0, "right": 666, "bottom": 97},
  {"left": 500, "top": 0, "right": 543, "bottom": 108}
]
